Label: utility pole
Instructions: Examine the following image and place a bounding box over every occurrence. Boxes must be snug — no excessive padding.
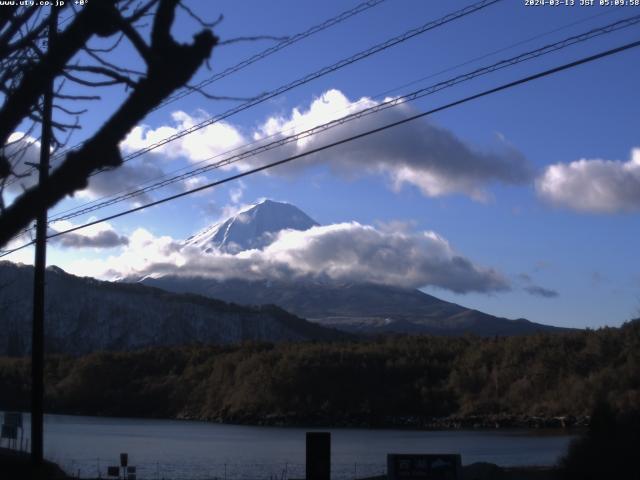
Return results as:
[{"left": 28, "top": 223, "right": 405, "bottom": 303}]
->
[{"left": 31, "top": 5, "right": 57, "bottom": 467}]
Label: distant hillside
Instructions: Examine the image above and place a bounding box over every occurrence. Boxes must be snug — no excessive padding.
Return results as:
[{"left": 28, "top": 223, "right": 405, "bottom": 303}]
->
[
  {"left": 0, "top": 262, "right": 348, "bottom": 356},
  {"left": 142, "top": 277, "right": 568, "bottom": 336}
]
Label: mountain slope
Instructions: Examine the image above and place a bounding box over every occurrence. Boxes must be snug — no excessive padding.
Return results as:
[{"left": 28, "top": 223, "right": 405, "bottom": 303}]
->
[
  {"left": 0, "top": 262, "right": 348, "bottom": 356},
  {"left": 184, "top": 199, "right": 318, "bottom": 253},
  {"left": 141, "top": 277, "right": 568, "bottom": 336},
  {"left": 140, "top": 199, "right": 567, "bottom": 337}
]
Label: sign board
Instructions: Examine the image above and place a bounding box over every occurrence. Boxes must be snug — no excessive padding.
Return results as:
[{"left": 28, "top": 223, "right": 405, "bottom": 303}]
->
[
  {"left": 128, "top": 475, "right": 136, "bottom": 480},
  {"left": 127, "top": 466, "right": 136, "bottom": 474},
  {"left": 1, "top": 424, "right": 17, "bottom": 440},
  {"left": 387, "top": 454, "right": 462, "bottom": 480},
  {"left": 107, "top": 466, "right": 119, "bottom": 477},
  {"left": 120, "top": 453, "right": 128, "bottom": 467},
  {"left": 3, "top": 412, "right": 23, "bottom": 428}
]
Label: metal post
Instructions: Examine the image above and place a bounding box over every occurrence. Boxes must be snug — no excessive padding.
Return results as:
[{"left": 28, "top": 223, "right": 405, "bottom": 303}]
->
[
  {"left": 31, "top": 5, "right": 57, "bottom": 467},
  {"left": 306, "top": 432, "right": 331, "bottom": 480}
]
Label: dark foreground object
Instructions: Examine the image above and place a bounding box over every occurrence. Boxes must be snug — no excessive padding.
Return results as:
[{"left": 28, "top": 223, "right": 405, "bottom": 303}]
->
[
  {"left": 361, "top": 464, "right": 559, "bottom": 480},
  {"left": 306, "top": 432, "right": 331, "bottom": 480},
  {"left": 0, "top": 453, "right": 560, "bottom": 480},
  {"left": 558, "top": 403, "right": 640, "bottom": 480},
  {"left": 0, "top": 447, "right": 70, "bottom": 479}
]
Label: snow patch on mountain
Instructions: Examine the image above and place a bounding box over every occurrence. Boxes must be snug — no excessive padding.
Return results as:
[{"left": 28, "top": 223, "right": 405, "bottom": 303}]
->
[{"left": 184, "top": 199, "right": 318, "bottom": 253}]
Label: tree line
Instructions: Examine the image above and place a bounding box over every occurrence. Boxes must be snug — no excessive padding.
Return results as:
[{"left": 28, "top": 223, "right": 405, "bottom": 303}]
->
[{"left": 0, "top": 320, "right": 638, "bottom": 426}]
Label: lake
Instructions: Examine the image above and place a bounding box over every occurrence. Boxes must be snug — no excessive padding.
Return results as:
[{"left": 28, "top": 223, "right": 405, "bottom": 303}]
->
[{"left": 8, "top": 413, "right": 576, "bottom": 479}]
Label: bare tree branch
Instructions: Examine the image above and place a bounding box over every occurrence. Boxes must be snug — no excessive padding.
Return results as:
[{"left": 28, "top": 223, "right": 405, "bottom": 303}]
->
[
  {"left": 0, "top": 1, "right": 122, "bottom": 145},
  {"left": 53, "top": 104, "right": 88, "bottom": 116},
  {"left": 126, "top": 0, "right": 161, "bottom": 24},
  {"left": 54, "top": 93, "right": 101, "bottom": 101},
  {"left": 0, "top": 7, "right": 39, "bottom": 60},
  {"left": 218, "top": 35, "right": 290, "bottom": 46},
  {"left": 64, "top": 65, "right": 139, "bottom": 88},
  {"left": 85, "top": 32, "right": 125, "bottom": 53},
  {"left": 83, "top": 46, "right": 146, "bottom": 76},
  {"left": 178, "top": 3, "right": 222, "bottom": 29},
  {"left": 183, "top": 82, "right": 260, "bottom": 102},
  {"left": 61, "top": 70, "right": 128, "bottom": 88},
  {"left": 0, "top": 0, "right": 217, "bottom": 246}
]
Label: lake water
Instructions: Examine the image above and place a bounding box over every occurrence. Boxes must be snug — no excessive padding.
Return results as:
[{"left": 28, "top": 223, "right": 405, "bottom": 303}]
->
[{"left": 8, "top": 413, "right": 576, "bottom": 479}]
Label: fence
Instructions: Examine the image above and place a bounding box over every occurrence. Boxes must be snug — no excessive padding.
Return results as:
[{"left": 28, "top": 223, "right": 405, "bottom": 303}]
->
[{"left": 55, "top": 459, "right": 387, "bottom": 480}]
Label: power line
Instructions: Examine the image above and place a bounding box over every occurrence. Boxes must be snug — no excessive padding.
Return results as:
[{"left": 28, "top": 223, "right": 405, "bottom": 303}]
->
[
  {"left": 372, "top": 6, "right": 621, "bottom": 101},
  {"left": 6, "top": 10, "right": 637, "bottom": 244},
  {"left": 53, "top": 0, "right": 502, "bottom": 176},
  {"left": 157, "top": 0, "right": 389, "bottom": 110},
  {"left": 3, "top": 37, "right": 638, "bottom": 258},
  {"left": 41, "top": 14, "right": 640, "bottom": 225},
  {"left": 43, "top": 7, "right": 630, "bottom": 224},
  {"left": 117, "top": 0, "right": 502, "bottom": 164},
  {"left": 44, "top": 0, "right": 389, "bottom": 166},
  {"left": 2, "top": 0, "right": 504, "bottom": 244}
]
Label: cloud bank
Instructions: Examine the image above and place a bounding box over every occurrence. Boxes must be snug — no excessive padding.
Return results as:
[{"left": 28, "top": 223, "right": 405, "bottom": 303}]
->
[
  {"left": 5, "top": 90, "right": 532, "bottom": 206},
  {"left": 49, "top": 220, "right": 129, "bottom": 249},
  {"left": 536, "top": 148, "right": 640, "bottom": 213},
  {"left": 524, "top": 285, "right": 559, "bottom": 298},
  {"left": 2, "top": 133, "right": 169, "bottom": 205},
  {"left": 122, "top": 89, "right": 532, "bottom": 201},
  {"left": 66, "top": 222, "right": 509, "bottom": 294},
  {"left": 517, "top": 271, "right": 558, "bottom": 298}
]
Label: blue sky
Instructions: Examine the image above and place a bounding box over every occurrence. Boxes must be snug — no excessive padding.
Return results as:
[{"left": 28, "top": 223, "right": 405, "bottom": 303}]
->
[{"left": 5, "top": 0, "right": 640, "bottom": 328}]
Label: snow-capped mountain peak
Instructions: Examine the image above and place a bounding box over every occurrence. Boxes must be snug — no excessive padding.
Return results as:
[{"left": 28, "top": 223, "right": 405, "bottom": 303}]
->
[{"left": 184, "top": 199, "right": 319, "bottom": 253}]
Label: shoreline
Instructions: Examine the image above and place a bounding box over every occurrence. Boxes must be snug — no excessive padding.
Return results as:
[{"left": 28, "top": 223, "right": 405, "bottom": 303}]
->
[
  {"left": 175, "top": 411, "right": 590, "bottom": 431},
  {"left": 7, "top": 409, "right": 588, "bottom": 431}
]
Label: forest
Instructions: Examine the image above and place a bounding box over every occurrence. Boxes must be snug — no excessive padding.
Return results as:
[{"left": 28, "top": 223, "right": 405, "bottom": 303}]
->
[{"left": 0, "top": 320, "right": 638, "bottom": 427}]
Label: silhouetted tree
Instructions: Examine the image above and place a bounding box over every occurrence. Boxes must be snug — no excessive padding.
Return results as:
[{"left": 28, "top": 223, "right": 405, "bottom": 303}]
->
[
  {"left": 2, "top": 321, "right": 640, "bottom": 424},
  {"left": 0, "top": 0, "right": 217, "bottom": 247},
  {"left": 560, "top": 401, "right": 640, "bottom": 480}
]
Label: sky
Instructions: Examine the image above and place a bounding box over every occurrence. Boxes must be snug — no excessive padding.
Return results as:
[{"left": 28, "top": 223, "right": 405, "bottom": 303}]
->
[{"left": 3, "top": 0, "right": 640, "bottom": 329}]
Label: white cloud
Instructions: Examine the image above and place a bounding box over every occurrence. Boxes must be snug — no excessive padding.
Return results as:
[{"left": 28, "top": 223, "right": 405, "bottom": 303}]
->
[
  {"left": 68, "top": 110, "right": 246, "bottom": 203},
  {"left": 4, "top": 89, "right": 532, "bottom": 211},
  {"left": 229, "top": 180, "right": 246, "bottom": 204},
  {"left": 249, "top": 89, "right": 532, "bottom": 199},
  {"left": 48, "top": 220, "right": 129, "bottom": 249},
  {"left": 516, "top": 270, "right": 558, "bottom": 298},
  {"left": 65, "top": 222, "right": 509, "bottom": 294},
  {"left": 120, "top": 110, "right": 245, "bottom": 164},
  {"left": 5, "top": 110, "right": 245, "bottom": 204},
  {"left": 183, "top": 175, "right": 207, "bottom": 190},
  {"left": 119, "top": 90, "right": 531, "bottom": 201},
  {"left": 1, "top": 232, "right": 34, "bottom": 265},
  {"left": 524, "top": 285, "right": 558, "bottom": 298},
  {"left": 2, "top": 132, "right": 41, "bottom": 193},
  {"left": 3, "top": 132, "right": 168, "bottom": 205},
  {"left": 79, "top": 159, "right": 166, "bottom": 204},
  {"left": 536, "top": 148, "right": 640, "bottom": 213},
  {"left": 66, "top": 228, "right": 181, "bottom": 279}
]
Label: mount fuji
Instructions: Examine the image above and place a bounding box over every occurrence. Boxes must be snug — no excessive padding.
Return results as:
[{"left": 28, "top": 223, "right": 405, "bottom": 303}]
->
[
  {"left": 142, "top": 200, "right": 567, "bottom": 336},
  {"left": 0, "top": 200, "right": 565, "bottom": 358},
  {"left": 185, "top": 199, "right": 318, "bottom": 253}
]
